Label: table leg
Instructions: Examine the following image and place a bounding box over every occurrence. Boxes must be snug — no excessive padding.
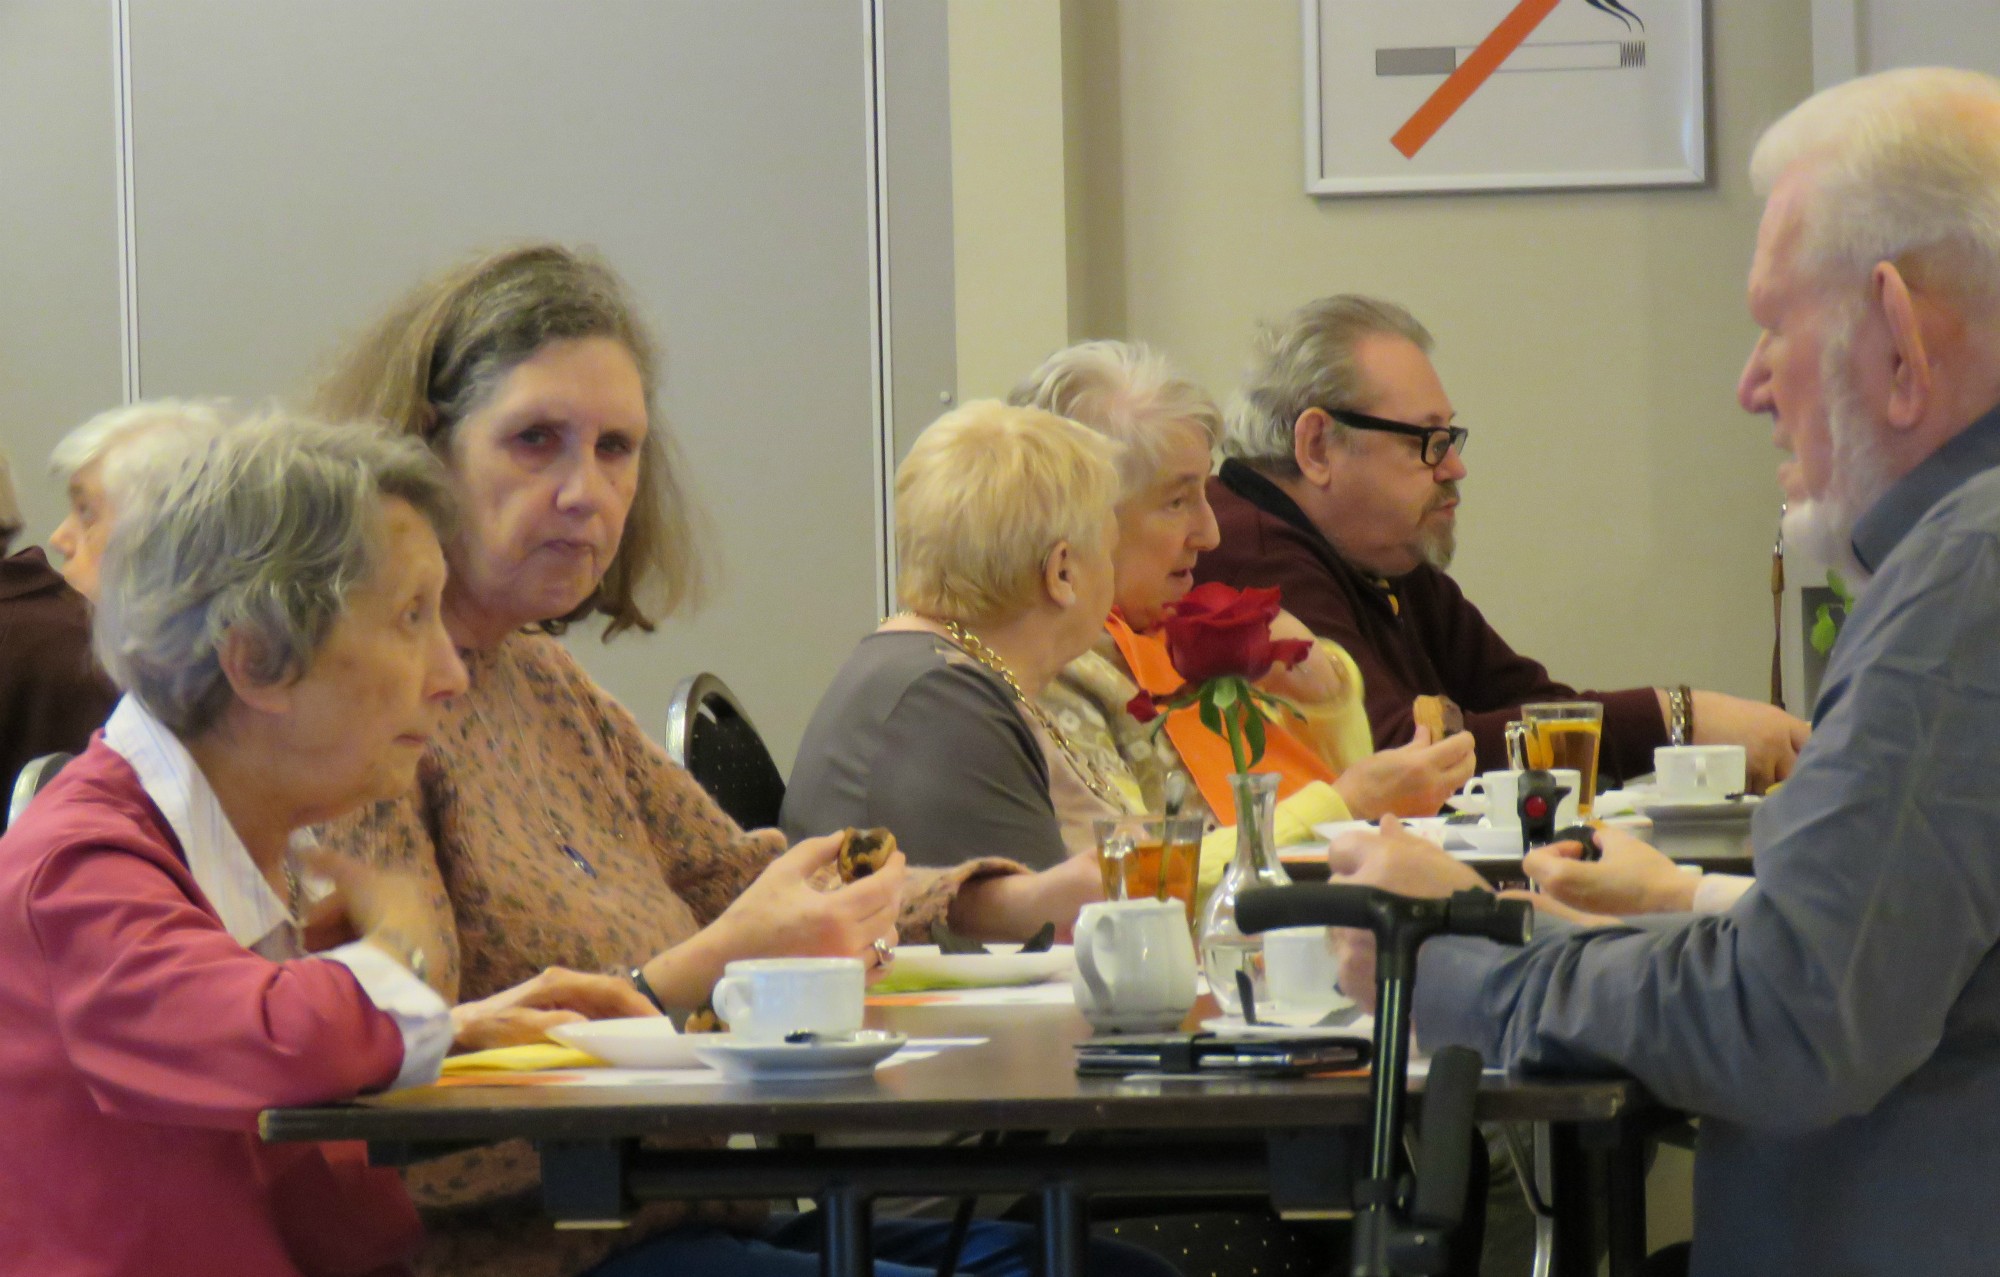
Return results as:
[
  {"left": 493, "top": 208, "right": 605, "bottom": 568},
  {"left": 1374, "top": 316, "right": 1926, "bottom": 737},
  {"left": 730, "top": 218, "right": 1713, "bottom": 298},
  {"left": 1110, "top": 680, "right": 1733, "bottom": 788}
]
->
[
  {"left": 817, "top": 1182, "right": 872, "bottom": 1277},
  {"left": 1039, "top": 1182, "right": 1087, "bottom": 1277},
  {"left": 1603, "top": 1122, "right": 1648, "bottom": 1277},
  {"left": 1546, "top": 1124, "right": 1597, "bottom": 1277}
]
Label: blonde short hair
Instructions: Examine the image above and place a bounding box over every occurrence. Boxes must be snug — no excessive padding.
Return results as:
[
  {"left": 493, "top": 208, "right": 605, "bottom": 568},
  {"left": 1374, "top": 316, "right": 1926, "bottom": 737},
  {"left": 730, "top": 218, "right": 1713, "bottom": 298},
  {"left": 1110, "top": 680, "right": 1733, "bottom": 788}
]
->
[
  {"left": 1007, "top": 340, "right": 1221, "bottom": 498},
  {"left": 896, "top": 401, "right": 1120, "bottom": 625}
]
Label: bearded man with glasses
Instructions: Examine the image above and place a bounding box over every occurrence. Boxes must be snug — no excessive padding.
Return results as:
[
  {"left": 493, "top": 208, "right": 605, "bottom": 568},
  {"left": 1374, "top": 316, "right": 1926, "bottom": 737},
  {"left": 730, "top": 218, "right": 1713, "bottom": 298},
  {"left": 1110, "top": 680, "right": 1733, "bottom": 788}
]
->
[{"left": 1195, "top": 294, "right": 1807, "bottom": 787}]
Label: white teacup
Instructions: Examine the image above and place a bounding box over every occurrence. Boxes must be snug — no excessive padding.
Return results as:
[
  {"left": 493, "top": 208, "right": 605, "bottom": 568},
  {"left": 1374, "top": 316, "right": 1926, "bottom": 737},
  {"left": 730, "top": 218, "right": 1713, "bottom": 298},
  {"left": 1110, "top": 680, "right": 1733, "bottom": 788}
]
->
[
  {"left": 1070, "top": 898, "right": 1198, "bottom": 1033},
  {"left": 1466, "top": 769, "right": 1582, "bottom": 830},
  {"left": 1262, "top": 926, "right": 1344, "bottom": 1021},
  {"left": 711, "top": 957, "right": 864, "bottom": 1042},
  {"left": 1654, "top": 745, "right": 1747, "bottom": 803}
]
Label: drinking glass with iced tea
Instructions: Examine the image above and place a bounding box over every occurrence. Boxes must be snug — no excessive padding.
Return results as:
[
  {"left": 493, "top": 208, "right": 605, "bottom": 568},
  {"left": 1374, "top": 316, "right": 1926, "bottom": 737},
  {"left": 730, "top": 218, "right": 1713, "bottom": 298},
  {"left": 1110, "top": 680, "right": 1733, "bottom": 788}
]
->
[
  {"left": 1520, "top": 702, "right": 1604, "bottom": 817},
  {"left": 1093, "top": 815, "right": 1203, "bottom": 928}
]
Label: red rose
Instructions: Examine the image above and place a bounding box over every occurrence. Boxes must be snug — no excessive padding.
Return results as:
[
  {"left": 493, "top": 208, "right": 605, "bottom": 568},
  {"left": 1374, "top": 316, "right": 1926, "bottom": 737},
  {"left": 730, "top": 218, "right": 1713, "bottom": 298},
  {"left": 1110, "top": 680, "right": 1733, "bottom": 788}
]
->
[
  {"left": 1126, "top": 689, "right": 1161, "bottom": 724},
  {"left": 1159, "top": 583, "right": 1314, "bottom": 683}
]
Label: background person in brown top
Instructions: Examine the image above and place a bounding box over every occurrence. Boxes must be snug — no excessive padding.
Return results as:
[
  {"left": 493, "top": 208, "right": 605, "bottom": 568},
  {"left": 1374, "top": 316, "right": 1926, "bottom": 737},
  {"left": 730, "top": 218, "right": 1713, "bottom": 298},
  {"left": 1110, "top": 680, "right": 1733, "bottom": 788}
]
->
[
  {"left": 313, "top": 246, "right": 1156, "bottom": 1277},
  {"left": 1193, "top": 295, "right": 1809, "bottom": 788}
]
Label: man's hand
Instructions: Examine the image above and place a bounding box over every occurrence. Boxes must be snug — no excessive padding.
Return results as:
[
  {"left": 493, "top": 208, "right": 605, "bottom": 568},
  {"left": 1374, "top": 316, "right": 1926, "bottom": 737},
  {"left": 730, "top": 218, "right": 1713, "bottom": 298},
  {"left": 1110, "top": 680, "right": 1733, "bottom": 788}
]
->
[
  {"left": 1522, "top": 826, "right": 1696, "bottom": 916},
  {"left": 1334, "top": 726, "right": 1477, "bottom": 820},
  {"left": 1323, "top": 817, "right": 1491, "bottom": 1011},
  {"left": 449, "top": 967, "right": 660, "bottom": 1052},
  {"left": 1667, "top": 689, "right": 1810, "bottom": 792}
]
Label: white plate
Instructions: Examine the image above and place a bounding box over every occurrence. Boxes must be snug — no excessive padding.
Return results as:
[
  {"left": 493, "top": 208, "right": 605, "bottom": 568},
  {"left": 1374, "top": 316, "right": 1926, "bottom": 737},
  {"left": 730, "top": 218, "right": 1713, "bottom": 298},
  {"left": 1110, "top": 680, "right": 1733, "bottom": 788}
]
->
[
  {"left": 690, "top": 1030, "right": 908, "bottom": 1080},
  {"left": 1445, "top": 791, "right": 1489, "bottom": 818},
  {"left": 1450, "top": 822, "right": 1530, "bottom": 858},
  {"left": 547, "top": 1017, "right": 703, "bottom": 1069},
  {"left": 888, "top": 944, "right": 1073, "bottom": 988},
  {"left": 1312, "top": 817, "right": 1450, "bottom": 845}
]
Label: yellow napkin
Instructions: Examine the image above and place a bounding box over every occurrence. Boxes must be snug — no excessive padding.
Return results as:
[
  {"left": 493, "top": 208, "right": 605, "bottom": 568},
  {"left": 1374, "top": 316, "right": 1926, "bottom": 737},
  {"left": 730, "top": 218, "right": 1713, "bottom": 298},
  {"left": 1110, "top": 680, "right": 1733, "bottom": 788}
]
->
[{"left": 439, "top": 1043, "right": 604, "bottom": 1075}]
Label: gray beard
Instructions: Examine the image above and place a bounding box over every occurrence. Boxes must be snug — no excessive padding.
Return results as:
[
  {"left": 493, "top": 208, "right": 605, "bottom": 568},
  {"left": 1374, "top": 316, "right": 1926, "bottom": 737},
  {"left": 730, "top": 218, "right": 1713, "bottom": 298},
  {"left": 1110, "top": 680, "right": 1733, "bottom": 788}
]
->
[
  {"left": 1420, "top": 522, "right": 1456, "bottom": 571},
  {"left": 1784, "top": 338, "right": 1897, "bottom": 591}
]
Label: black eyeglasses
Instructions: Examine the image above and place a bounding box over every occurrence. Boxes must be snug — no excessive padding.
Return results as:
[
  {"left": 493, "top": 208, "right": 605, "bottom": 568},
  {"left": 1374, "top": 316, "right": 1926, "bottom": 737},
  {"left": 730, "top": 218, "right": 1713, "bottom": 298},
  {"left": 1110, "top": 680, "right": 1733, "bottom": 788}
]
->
[{"left": 1327, "top": 409, "right": 1468, "bottom": 468}]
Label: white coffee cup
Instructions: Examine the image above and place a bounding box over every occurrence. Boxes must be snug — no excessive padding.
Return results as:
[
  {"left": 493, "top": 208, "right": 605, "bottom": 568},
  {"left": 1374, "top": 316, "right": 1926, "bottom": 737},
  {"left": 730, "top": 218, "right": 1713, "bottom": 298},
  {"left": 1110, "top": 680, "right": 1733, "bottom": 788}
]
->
[
  {"left": 1262, "top": 926, "right": 1344, "bottom": 1021},
  {"left": 1654, "top": 745, "right": 1747, "bottom": 803},
  {"left": 711, "top": 957, "right": 865, "bottom": 1042},
  {"left": 1070, "top": 898, "right": 1198, "bottom": 1033},
  {"left": 1465, "top": 769, "right": 1582, "bottom": 830}
]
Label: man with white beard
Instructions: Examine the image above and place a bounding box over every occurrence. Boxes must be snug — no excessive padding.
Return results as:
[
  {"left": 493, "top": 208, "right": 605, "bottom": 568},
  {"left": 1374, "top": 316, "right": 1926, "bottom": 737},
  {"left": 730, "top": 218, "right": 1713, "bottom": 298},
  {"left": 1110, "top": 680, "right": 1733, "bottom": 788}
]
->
[{"left": 1323, "top": 67, "right": 2000, "bottom": 1275}]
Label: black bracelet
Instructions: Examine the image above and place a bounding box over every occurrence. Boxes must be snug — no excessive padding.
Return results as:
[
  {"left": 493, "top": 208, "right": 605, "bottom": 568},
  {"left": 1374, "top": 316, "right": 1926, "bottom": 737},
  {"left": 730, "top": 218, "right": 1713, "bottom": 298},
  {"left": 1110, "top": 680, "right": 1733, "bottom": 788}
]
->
[{"left": 628, "top": 965, "right": 668, "bottom": 1014}]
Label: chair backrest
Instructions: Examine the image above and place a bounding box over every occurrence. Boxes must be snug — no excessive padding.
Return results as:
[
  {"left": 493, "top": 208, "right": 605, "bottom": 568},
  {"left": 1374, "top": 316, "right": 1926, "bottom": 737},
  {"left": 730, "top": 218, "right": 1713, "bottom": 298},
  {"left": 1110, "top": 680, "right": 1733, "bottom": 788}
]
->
[
  {"left": 6, "top": 751, "right": 75, "bottom": 832},
  {"left": 664, "top": 674, "right": 786, "bottom": 832}
]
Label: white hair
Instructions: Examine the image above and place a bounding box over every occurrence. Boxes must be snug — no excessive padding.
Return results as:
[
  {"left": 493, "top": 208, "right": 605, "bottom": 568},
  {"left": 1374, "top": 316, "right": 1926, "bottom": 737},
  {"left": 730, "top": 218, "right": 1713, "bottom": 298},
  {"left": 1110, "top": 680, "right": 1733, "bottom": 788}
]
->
[
  {"left": 50, "top": 399, "right": 230, "bottom": 501},
  {"left": 1222, "top": 295, "right": 1433, "bottom": 476},
  {"left": 93, "top": 409, "right": 456, "bottom": 738},
  {"left": 1007, "top": 340, "right": 1221, "bottom": 498},
  {"left": 1750, "top": 67, "right": 2000, "bottom": 316}
]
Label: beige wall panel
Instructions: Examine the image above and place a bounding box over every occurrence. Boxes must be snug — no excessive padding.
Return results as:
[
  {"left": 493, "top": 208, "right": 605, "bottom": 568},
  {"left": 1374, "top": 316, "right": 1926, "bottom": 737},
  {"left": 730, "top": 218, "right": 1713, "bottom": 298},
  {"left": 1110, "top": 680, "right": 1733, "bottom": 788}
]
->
[
  {"left": 0, "top": 0, "right": 122, "bottom": 542},
  {"left": 123, "top": 1, "right": 884, "bottom": 768},
  {"left": 1061, "top": 0, "right": 1813, "bottom": 703}
]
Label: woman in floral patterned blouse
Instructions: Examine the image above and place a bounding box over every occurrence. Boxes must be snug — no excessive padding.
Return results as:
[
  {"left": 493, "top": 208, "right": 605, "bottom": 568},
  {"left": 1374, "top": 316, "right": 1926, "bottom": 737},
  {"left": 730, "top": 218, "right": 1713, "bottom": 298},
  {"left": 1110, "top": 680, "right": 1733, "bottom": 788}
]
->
[{"left": 1013, "top": 342, "right": 1477, "bottom": 870}]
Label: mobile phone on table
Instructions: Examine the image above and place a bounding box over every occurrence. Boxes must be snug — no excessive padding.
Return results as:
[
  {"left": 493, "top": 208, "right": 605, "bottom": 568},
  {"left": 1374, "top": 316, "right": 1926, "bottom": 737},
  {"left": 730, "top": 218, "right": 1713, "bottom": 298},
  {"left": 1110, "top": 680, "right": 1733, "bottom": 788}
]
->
[{"left": 1074, "top": 1032, "right": 1368, "bottom": 1078}]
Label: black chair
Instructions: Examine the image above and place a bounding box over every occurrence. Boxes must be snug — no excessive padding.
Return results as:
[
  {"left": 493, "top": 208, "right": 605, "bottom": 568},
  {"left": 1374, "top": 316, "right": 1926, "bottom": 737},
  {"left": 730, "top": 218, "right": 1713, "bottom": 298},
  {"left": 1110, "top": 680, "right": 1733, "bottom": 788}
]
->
[
  {"left": 664, "top": 674, "right": 786, "bottom": 832},
  {"left": 6, "top": 751, "right": 74, "bottom": 832}
]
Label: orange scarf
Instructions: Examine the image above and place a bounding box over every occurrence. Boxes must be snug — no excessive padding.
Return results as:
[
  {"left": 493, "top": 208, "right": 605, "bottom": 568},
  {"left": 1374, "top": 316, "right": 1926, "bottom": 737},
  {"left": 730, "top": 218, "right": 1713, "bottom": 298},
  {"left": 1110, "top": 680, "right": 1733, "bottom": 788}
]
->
[{"left": 1106, "top": 613, "right": 1335, "bottom": 823}]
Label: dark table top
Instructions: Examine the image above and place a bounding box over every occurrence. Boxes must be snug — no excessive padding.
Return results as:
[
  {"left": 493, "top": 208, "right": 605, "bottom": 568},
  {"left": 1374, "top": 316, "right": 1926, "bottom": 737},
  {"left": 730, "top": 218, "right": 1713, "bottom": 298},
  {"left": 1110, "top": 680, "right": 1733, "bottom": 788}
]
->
[{"left": 261, "top": 998, "right": 1647, "bottom": 1147}]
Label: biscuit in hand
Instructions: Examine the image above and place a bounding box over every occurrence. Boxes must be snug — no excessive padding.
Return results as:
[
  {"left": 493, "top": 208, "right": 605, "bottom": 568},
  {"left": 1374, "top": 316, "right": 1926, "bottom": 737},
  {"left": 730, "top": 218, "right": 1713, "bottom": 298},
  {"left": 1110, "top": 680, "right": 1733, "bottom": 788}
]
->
[
  {"left": 1413, "top": 694, "right": 1465, "bottom": 740},
  {"left": 836, "top": 827, "right": 897, "bottom": 883}
]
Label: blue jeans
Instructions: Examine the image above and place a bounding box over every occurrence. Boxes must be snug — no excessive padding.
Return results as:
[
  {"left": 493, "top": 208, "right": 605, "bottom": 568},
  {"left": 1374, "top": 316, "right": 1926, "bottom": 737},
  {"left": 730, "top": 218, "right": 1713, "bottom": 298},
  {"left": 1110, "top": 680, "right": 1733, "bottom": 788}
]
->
[{"left": 585, "top": 1212, "right": 1180, "bottom": 1277}]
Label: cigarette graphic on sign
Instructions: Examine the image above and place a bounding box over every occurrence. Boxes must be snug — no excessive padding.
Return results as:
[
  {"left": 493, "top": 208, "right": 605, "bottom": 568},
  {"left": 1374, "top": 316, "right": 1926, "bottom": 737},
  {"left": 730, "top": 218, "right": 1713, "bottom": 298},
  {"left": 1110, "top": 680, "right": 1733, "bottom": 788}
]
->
[{"left": 1377, "top": 40, "right": 1646, "bottom": 76}]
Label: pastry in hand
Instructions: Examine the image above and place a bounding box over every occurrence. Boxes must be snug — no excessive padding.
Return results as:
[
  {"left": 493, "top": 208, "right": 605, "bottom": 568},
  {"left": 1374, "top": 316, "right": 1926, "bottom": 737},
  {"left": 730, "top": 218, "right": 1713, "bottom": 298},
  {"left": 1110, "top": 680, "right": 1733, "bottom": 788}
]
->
[
  {"left": 836, "top": 827, "right": 897, "bottom": 883},
  {"left": 1413, "top": 694, "right": 1465, "bottom": 740},
  {"left": 683, "top": 1004, "right": 726, "bottom": 1034}
]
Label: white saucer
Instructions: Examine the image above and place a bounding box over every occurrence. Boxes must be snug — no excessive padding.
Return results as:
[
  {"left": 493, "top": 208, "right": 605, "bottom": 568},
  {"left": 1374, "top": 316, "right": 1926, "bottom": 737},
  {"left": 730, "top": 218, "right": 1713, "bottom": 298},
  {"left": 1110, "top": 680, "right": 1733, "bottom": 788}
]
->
[
  {"left": 690, "top": 1030, "right": 907, "bottom": 1080},
  {"left": 547, "top": 1017, "right": 703, "bottom": 1069}
]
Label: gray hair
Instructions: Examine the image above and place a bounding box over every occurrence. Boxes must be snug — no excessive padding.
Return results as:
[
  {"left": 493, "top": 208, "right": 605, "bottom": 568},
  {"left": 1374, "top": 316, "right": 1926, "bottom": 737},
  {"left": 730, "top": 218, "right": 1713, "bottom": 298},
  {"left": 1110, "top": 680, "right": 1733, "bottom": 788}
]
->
[
  {"left": 1221, "top": 295, "right": 1432, "bottom": 477},
  {"left": 50, "top": 399, "right": 230, "bottom": 492},
  {"left": 1007, "top": 340, "right": 1221, "bottom": 497},
  {"left": 93, "top": 408, "right": 456, "bottom": 738},
  {"left": 1750, "top": 67, "right": 2000, "bottom": 317}
]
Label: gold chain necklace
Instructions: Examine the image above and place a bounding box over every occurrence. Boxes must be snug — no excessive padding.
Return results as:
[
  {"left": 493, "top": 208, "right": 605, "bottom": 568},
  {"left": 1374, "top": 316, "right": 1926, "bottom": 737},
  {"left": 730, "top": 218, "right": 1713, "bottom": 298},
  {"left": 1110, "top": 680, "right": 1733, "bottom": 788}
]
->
[{"left": 925, "top": 617, "right": 1121, "bottom": 806}]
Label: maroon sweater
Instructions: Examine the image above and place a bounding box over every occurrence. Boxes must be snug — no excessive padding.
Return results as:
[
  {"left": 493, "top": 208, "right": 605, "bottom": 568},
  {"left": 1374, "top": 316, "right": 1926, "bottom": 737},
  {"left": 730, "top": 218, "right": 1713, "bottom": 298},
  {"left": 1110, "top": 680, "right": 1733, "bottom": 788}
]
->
[
  {"left": 0, "top": 548, "right": 119, "bottom": 789},
  {"left": 1195, "top": 460, "right": 1667, "bottom": 780}
]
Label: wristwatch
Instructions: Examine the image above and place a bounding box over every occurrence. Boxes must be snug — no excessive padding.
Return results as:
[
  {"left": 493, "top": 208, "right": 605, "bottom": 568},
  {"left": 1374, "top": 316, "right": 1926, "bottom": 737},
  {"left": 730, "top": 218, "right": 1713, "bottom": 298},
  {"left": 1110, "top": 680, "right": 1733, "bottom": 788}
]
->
[{"left": 1667, "top": 685, "right": 1695, "bottom": 747}]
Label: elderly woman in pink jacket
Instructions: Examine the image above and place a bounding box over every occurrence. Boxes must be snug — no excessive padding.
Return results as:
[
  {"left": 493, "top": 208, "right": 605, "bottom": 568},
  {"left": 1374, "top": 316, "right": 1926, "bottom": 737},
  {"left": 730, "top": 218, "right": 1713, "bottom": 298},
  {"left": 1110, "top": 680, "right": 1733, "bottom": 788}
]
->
[{"left": 0, "top": 409, "right": 649, "bottom": 1277}]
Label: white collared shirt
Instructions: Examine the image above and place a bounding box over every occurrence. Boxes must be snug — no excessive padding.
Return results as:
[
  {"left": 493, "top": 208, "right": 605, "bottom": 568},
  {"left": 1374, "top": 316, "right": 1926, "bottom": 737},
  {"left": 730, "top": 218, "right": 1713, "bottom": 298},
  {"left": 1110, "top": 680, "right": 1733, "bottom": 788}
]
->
[{"left": 102, "top": 696, "right": 452, "bottom": 1090}]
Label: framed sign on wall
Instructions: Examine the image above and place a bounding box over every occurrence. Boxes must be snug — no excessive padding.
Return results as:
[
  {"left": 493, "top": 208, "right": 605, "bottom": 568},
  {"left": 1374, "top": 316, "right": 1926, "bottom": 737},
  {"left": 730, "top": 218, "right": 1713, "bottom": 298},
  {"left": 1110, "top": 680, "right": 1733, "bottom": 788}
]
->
[{"left": 1304, "top": 0, "right": 1709, "bottom": 196}]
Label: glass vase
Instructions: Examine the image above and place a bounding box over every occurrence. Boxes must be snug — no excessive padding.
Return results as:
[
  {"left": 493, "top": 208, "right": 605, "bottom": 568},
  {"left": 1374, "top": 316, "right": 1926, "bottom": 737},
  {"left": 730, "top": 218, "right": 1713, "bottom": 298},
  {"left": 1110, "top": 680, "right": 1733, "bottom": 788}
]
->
[{"left": 1197, "top": 771, "right": 1292, "bottom": 1018}]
